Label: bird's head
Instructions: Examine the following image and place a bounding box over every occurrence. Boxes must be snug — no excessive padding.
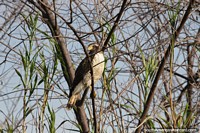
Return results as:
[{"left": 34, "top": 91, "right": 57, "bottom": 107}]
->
[{"left": 87, "top": 43, "right": 100, "bottom": 55}]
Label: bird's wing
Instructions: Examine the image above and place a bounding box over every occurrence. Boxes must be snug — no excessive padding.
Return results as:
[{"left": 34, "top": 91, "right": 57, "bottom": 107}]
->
[{"left": 69, "top": 55, "right": 94, "bottom": 96}]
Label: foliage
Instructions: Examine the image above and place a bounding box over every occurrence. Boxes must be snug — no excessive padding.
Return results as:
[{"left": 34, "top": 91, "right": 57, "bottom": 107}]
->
[{"left": 0, "top": 0, "right": 199, "bottom": 133}]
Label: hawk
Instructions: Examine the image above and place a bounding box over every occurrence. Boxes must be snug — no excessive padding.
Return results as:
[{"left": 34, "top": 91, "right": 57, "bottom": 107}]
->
[{"left": 67, "top": 43, "right": 105, "bottom": 109}]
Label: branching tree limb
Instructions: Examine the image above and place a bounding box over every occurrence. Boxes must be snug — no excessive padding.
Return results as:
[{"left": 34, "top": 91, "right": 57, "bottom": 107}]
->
[
  {"left": 135, "top": 0, "right": 195, "bottom": 132},
  {"left": 102, "top": 0, "right": 128, "bottom": 51},
  {"left": 1, "top": 0, "right": 199, "bottom": 132},
  {"left": 27, "top": 0, "right": 90, "bottom": 132}
]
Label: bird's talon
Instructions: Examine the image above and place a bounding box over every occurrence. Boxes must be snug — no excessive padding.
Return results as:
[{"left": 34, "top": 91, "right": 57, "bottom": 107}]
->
[{"left": 90, "top": 91, "right": 96, "bottom": 98}]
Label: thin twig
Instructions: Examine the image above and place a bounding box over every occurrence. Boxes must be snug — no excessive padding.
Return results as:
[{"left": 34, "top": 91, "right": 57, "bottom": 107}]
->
[
  {"left": 135, "top": 1, "right": 195, "bottom": 132},
  {"left": 27, "top": 0, "right": 91, "bottom": 132},
  {"left": 102, "top": 0, "right": 128, "bottom": 52}
]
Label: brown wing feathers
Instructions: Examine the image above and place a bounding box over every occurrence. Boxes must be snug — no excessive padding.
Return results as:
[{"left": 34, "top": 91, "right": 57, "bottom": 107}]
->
[{"left": 69, "top": 55, "right": 95, "bottom": 97}]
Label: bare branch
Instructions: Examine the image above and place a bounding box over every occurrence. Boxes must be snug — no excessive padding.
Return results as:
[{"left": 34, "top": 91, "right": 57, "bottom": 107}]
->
[{"left": 135, "top": 1, "right": 195, "bottom": 132}]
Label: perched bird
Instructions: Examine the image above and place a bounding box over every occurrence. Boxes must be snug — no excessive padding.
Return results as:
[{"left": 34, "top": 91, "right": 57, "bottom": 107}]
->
[{"left": 67, "top": 43, "right": 105, "bottom": 109}]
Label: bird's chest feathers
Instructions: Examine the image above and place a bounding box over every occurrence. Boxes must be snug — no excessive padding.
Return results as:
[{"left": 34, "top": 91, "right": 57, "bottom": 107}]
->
[
  {"left": 92, "top": 53, "right": 104, "bottom": 67},
  {"left": 92, "top": 53, "right": 104, "bottom": 76},
  {"left": 80, "top": 52, "right": 105, "bottom": 87}
]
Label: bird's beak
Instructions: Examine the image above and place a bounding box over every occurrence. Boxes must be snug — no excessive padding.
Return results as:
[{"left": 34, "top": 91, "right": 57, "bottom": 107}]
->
[{"left": 87, "top": 45, "right": 93, "bottom": 51}]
